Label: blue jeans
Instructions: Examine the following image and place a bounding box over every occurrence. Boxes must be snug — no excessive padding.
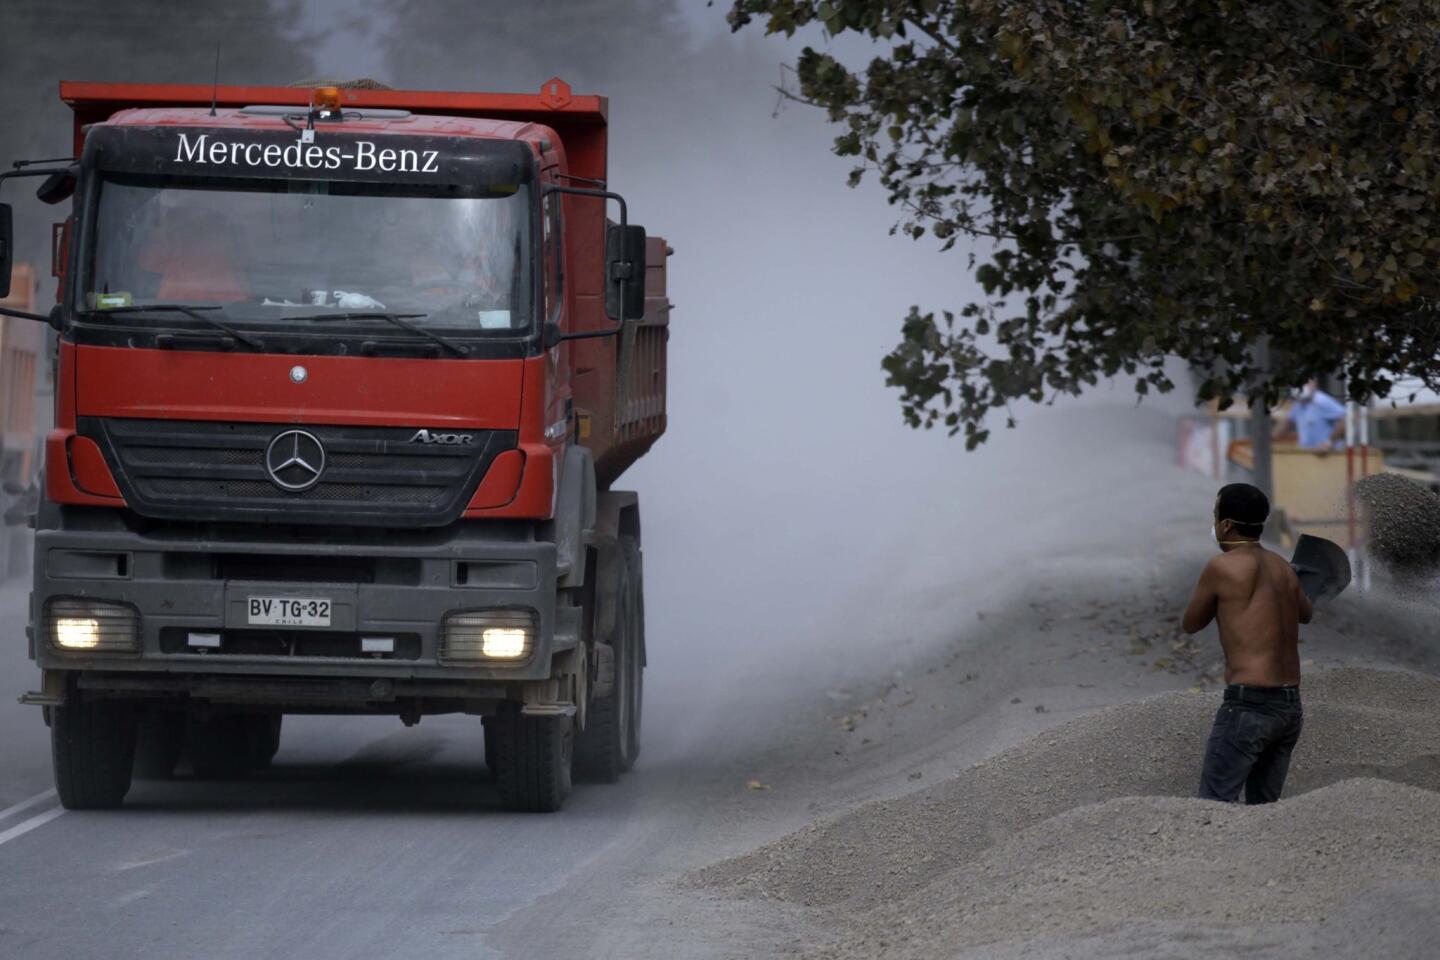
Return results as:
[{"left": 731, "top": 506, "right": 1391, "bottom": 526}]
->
[{"left": 1198, "top": 685, "right": 1304, "bottom": 804}]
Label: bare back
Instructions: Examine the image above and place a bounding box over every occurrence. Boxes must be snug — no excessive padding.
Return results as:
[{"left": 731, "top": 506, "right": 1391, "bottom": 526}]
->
[{"left": 1182, "top": 544, "right": 1310, "bottom": 686}]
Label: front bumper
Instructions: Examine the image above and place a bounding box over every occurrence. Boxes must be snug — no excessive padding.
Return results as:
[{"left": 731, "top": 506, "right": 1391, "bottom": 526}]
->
[{"left": 30, "top": 516, "right": 574, "bottom": 684}]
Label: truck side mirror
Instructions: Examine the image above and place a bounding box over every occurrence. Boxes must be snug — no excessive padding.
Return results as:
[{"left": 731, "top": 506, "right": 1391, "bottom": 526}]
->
[
  {"left": 0, "top": 204, "right": 13, "bottom": 300},
  {"left": 605, "top": 223, "right": 647, "bottom": 321},
  {"left": 36, "top": 170, "right": 76, "bottom": 205}
]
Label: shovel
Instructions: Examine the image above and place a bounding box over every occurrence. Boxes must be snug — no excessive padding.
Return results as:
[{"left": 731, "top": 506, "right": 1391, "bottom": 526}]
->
[{"left": 1290, "top": 534, "right": 1351, "bottom": 604}]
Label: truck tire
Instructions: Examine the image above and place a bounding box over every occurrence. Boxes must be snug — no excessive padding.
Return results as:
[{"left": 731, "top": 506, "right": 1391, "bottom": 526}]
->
[
  {"left": 574, "top": 551, "right": 634, "bottom": 783},
  {"left": 622, "top": 538, "right": 645, "bottom": 768},
  {"left": 133, "top": 709, "right": 186, "bottom": 780},
  {"left": 186, "top": 716, "right": 250, "bottom": 779},
  {"left": 491, "top": 705, "right": 572, "bottom": 813},
  {"left": 51, "top": 697, "right": 138, "bottom": 809}
]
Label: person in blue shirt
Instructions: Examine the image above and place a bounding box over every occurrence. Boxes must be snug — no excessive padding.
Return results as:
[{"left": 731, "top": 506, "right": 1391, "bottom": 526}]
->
[{"left": 1275, "top": 380, "right": 1346, "bottom": 450}]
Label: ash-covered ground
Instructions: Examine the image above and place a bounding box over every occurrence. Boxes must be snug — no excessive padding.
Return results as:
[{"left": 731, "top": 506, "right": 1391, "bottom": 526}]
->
[
  {"left": 655, "top": 465, "right": 1440, "bottom": 960},
  {"left": 691, "top": 669, "right": 1440, "bottom": 959}
]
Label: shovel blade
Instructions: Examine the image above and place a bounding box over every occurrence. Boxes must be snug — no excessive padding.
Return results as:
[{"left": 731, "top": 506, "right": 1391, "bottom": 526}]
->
[{"left": 1291, "top": 534, "right": 1352, "bottom": 604}]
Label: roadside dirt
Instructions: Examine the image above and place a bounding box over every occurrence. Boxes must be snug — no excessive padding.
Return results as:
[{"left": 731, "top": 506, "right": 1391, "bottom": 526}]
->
[
  {"left": 689, "top": 668, "right": 1440, "bottom": 957},
  {"left": 814, "top": 777, "right": 1440, "bottom": 960},
  {"left": 667, "top": 481, "right": 1440, "bottom": 960}
]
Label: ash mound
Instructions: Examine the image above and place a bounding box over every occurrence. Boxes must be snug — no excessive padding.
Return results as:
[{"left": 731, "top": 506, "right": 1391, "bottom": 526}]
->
[
  {"left": 1356, "top": 472, "right": 1440, "bottom": 575},
  {"left": 811, "top": 778, "right": 1440, "bottom": 959},
  {"left": 689, "top": 668, "right": 1440, "bottom": 913}
]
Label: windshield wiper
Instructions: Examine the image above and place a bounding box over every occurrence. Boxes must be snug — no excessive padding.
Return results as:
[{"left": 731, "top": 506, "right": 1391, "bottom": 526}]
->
[
  {"left": 80, "top": 304, "right": 266, "bottom": 351},
  {"left": 294, "top": 312, "right": 469, "bottom": 357}
]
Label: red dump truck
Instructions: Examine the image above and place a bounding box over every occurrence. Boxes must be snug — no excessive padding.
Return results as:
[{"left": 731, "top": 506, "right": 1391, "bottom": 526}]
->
[{"left": 0, "top": 78, "right": 669, "bottom": 812}]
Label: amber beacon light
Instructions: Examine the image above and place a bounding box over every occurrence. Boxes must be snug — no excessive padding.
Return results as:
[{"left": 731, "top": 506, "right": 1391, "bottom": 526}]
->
[{"left": 310, "top": 86, "right": 343, "bottom": 118}]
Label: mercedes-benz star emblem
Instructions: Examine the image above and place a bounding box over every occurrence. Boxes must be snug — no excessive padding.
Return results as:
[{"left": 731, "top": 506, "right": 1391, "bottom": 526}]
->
[
  {"left": 290, "top": 365, "right": 308, "bottom": 384},
  {"left": 265, "top": 430, "right": 326, "bottom": 492}
]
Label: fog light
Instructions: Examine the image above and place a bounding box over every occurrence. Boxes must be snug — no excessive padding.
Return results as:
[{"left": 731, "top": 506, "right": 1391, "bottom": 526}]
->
[
  {"left": 55, "top": 618, "right": 100, "bottom": 649},
  {"left": 440, "top": 609, "right": 536, "bottom": 662},
  {"left": 481, "top": 627, "right": 528, "bottom": 659},
  {"left": 45, "top": 599, "right": 139, "bottom": 654}
]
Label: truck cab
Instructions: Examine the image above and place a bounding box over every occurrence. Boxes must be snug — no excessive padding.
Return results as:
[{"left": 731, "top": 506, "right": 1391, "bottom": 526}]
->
[{"left": 0, "top": 79, "right": 669, "bottom": 812}]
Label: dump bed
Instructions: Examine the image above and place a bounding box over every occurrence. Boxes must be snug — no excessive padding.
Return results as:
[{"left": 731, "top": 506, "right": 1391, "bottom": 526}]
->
[{"left": 592, "top": 234, "right": 670, "bottom": 488}]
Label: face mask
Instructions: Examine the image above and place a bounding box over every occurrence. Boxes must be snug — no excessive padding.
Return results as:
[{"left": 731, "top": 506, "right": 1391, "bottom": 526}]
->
[{"left": 1214, "top": 520, "right": 1262, "bottom": 549}]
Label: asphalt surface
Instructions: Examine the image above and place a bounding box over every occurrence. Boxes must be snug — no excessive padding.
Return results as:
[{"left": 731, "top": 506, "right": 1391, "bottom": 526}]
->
[{"left": 0, "top": 569, "right": 890, "bottom": 960}]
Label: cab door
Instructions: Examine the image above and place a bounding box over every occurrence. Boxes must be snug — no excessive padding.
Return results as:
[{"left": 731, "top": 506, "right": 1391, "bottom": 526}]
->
[{"left": 540, "top": 172, "right": 571, "bottom": 450}]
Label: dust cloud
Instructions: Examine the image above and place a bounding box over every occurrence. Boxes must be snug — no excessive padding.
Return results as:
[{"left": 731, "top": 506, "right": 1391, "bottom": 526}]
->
[
  {"left": 0, "top": 2, "right": 1199, "bottom": 758},
  {"left": 364, "top": 6, "right": 1200, "bottom": 756}
]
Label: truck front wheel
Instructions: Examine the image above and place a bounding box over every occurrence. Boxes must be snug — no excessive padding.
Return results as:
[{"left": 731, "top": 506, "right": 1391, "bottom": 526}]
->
[
  {"left": 490, "top": 706, "right": 572, "bottom": 813},
  {"left": 52, "top": 697, "right": 138, "bottom": 809}
]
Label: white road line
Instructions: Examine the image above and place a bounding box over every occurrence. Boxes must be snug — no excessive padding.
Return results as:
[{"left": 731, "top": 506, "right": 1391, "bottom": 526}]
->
[
  {"left": 0, "top": 806, "right": 66, "bottom": 848},
  {"left": 0, "top": 789, "right": 57, "bottom": 823}
]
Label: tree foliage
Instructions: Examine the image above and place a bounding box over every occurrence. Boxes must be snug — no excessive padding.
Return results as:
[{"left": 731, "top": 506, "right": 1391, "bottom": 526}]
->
[{"left": 729, "top": 0, "right": 1440, "bottom": 446}]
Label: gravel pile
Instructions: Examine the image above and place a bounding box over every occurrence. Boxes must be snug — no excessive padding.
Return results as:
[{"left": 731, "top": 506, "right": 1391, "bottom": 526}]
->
[
  {"left": 1356, "top": 472, "right": 1440, "bottom": 574},
  {"left": 809, "top": 778, "right": 1440, "bottom": 959},
  {"left": 685, "top": 667, "right": 1440, "bottom": 944}
]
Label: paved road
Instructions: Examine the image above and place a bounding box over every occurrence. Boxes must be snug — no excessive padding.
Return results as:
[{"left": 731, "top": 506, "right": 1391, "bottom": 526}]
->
[{"left": 0, "top": 568, "right": 902, "bottom": 960}]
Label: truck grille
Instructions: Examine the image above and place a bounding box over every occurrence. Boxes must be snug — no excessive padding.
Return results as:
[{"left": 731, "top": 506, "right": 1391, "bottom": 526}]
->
[{"left": 79, "top": 417, "right": 517, "bottom": 527}]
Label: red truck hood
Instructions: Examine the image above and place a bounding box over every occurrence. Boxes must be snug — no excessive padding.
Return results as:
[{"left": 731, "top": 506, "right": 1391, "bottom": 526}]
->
[{"left": 74, "top": 344, "right": 523, "bottom": 429}]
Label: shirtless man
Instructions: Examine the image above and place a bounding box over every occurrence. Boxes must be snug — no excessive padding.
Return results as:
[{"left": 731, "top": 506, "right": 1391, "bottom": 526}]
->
[{"left": 1182, "top": 483, "right": 1312, "bottom": 803}]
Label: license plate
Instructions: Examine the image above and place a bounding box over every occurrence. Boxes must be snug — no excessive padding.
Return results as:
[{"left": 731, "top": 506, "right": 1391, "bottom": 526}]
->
[{"left": 247, "top": 596, "right": 331, "bottom": 627}]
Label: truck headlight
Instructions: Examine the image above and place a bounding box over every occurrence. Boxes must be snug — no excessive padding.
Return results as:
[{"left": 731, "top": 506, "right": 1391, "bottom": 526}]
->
[
  {"left": 440, "top": 609, "right": 536, "bottom": 662},
  {"left": 45, "top": 599, "right": 139, "bottom": 654}
]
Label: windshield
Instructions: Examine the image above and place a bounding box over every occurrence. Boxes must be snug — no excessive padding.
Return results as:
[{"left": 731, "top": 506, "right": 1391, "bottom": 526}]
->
[{"left": 86, "top": 174, "right": 533, "bottom": 333}]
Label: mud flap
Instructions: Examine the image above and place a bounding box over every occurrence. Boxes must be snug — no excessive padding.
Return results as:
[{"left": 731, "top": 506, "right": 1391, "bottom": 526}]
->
[{"left": 520, "top": 676, "right": 578, "bottom": 719}]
